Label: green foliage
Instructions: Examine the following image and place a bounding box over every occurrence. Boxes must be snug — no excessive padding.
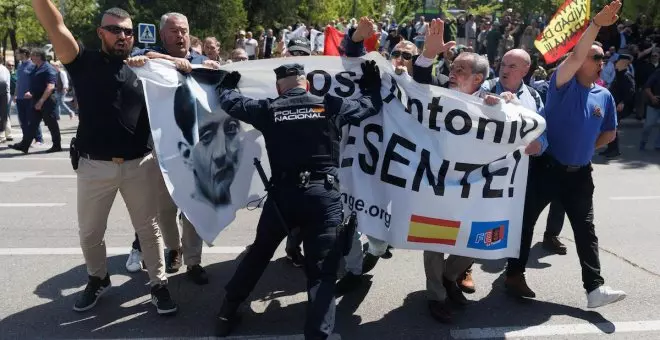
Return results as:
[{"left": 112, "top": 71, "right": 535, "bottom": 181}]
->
[{"left": 468, "top": 2, "right": 503, "bottom": 18}]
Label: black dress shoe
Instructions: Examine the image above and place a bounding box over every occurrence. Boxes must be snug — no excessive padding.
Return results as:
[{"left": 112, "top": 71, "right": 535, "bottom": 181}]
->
[
  {"left": 186, "top": 264, "right": 209, "bottom": 285},
  {"left": 216, "top": 299, "right": 241, "bottom": 337},
  {"left": 8, "top": 143, "right": 29, "bottom": 154},
  {"left": 46, "top": 145, "right": 63, "bottom": 153}
]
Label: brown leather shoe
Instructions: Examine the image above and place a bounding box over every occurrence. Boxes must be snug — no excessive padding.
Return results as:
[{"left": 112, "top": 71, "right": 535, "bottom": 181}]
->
[
  {"left": 428, "top": 300, "right": 452, "bottom": 324},
  {"left": 457, "top": 268, "right": 476, "bottom": 294},
  {"left": 543, "top": 235, "right": 567, "bottom": 255},
  {"left": 504, "top": 273, "right": 536, "bottom": 298}
]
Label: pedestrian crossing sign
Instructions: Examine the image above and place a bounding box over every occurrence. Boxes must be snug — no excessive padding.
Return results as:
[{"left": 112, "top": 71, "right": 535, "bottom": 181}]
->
[{"left": 138, "top": 23, "right": 156, "bottom": 44}]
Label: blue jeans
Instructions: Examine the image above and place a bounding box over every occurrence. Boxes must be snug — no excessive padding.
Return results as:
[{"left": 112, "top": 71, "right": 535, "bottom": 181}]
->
[
  {"left": 55, "top": 93, "right": 76, "bottom": 119},
  {"left": 641, "top": 105, "right": 660, "bottom": 148},
  {"left": 224, "top": 182, "right": 343, "bottom": 339},
  {"left": 16, "top": 99, "right": 43, "bottom": 143}
]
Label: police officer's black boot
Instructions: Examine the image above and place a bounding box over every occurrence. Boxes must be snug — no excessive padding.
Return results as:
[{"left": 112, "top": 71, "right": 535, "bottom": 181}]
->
[{"left": 215, "top": 298, "right": 241, "bottom": 337}]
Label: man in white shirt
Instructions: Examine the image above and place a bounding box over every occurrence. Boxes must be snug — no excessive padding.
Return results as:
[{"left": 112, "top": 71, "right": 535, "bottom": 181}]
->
[
  {"left": 0, "top": 63, "right": 11, "bottom": 142},
  {"left": 244, "top": 31, "right": 258, "bottom": 60}
]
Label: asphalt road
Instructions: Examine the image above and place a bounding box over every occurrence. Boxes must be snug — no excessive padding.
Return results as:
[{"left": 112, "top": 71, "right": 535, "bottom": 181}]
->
[{"left": 0, "top": 118, "right": 659, "bottom": 340}]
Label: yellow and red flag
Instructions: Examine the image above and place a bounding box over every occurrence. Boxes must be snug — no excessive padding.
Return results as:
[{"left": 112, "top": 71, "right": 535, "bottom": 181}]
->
[
  {"left": 407, "top": 215, "right": 461, "bottom": 246},
  {"left": 535, "top": 0, "right": 591, "bottom": 64}
]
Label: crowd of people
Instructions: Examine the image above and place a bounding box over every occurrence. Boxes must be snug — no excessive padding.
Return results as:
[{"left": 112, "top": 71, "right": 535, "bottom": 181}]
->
[{"left": 3, "top": 0, "right": 658, "bottom": 339}]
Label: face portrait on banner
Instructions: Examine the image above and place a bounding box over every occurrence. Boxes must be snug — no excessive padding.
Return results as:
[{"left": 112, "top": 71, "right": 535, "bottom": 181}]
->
[{"left": 173, "top": 82, "right": 243, "bottom": 208}]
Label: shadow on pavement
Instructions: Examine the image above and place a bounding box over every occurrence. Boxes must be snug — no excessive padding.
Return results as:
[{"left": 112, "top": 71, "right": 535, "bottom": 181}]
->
[
  {"left": 0, "top": 253, "right": 309, "bottom": 339},
  {"left": 592, "top": 120, "right": 660, "bottom": 170},
  {"left": 336, "top": 273, "right": 614, "bottom": 339}
]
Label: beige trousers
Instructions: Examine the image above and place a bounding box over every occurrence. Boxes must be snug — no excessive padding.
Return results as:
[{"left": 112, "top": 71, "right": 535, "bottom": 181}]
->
[
  {"left": 76, "top": 154, "right": 166, "bottom": 285},
  {"left": 154, "top": 160, "right": 203, "bottom": 266},
  {"left": 423, "top": 251, "right": 473, "bottom": 302}
]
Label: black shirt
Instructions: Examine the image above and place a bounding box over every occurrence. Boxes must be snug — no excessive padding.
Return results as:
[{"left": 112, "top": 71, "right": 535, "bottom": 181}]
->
[{"left": 65, "top": 46, "right": 152, "bottom": 158}]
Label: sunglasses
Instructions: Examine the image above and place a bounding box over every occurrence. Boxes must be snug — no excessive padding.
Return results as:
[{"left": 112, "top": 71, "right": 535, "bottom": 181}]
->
[
  {"left": 391, "top": 50, "right": 413, "bottom": 60},
  {"left": 591, "top": 54, "right": 605, "bottom": 62},
  {"left": 289, "top": 50, "right": 310, "bottom": 57},
  {"left": 101, "top": 25, "right": 134, "bottom": 36}
]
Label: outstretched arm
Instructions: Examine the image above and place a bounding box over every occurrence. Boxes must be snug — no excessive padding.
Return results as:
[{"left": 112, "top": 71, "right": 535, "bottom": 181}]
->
[
  {"left": 329, "top": 60, "right": 382, "bottom": 126},
  {"left": 217, "top": 72, "right": 270, "bottom": 130},
  {"left": 32, "top": 0, "right": 79, "bottom": 64},
  {"left": 555, "top": 1, "right": 622, "bottom": 88}
]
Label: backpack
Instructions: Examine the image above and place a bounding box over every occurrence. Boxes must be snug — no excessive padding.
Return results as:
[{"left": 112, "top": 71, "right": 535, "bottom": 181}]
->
[{"left": 487, "top": 78, "right": 543, "bottom": 112}]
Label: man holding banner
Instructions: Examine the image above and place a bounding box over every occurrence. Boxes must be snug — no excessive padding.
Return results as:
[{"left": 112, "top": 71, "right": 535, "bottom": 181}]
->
[
  {"left": 213, "top": 61, "right": 383, "bottom": 338},
  {"left": 505, "top": 0, "right": 627, "bottom": 309}
]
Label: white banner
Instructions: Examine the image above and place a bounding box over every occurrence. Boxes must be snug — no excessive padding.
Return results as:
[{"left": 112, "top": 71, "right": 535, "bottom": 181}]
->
[{"left": 132, "top": 53, "right": 545, "bottom": 260}]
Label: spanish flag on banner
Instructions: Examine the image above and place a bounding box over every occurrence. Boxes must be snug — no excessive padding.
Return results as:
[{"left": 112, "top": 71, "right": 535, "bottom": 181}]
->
[
  {"left": 407, "top": 215, "right": 461, "bottom": 246},
  {"left": 535, "top": 0, "right": 591, "bottom": 64}
]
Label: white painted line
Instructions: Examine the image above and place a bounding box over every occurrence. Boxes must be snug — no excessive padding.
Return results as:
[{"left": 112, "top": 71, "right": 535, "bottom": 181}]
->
[
  {"left": 82, "top": 335, "right": 341, "bottom": 340},
  {"left": 0, "top": 246, "right": 247, "bottom": 255},
  {"left": 34, "top": 175, "right": 76, "bottom": 179},
  {"left": 450, "top": 320, "right": 660, "bottom": 339},
  {"left": 610, "top": 196, "right": 660, "bottom": 201},
  {"left": 0, "top": 203, "right": 66, "bottom": 207},
  {"left": 0, "top": 157, "right": 69, "bottom": 160}
]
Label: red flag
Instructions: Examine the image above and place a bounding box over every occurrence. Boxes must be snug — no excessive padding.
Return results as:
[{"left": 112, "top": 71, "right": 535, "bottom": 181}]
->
[
  {"left": 364, "top": 33, "right": 379, "bottom": 52},
  {"left": 324, "top": 25, "right": 345, "bottom": 56}
]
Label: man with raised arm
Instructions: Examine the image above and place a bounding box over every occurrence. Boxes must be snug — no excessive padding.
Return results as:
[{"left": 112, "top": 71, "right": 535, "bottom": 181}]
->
[
  {"left": 504, "top": 1, "right": 627, "bottom": 309},
  {"left": 31, "top": 1, "right": 177, "bottom": 315}
]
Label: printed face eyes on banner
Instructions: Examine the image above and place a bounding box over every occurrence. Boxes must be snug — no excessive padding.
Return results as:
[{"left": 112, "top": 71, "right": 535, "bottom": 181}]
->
[{"left": 224, "top": 119, "right": 240, "bottom": 137}]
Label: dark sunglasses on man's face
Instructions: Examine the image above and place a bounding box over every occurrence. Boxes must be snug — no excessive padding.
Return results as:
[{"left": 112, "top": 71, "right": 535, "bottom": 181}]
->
[
  {"left": 102, "top": 25, "right": 134, "bottom": 37},
  {"left": 591, "top": 53, "right": 605, "bottom": 62},
  {"left": 391, "top": 50, "right": 413, "bottom": 60}
]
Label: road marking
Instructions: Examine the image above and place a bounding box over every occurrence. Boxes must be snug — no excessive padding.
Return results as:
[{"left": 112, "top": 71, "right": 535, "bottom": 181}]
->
[
  {"left": 0, "top": 157, "right": 69, "bottom": 160},
  {"left": 34, "top": 175, "right": 76, "bottom": 179},
  {"left": 450, "top": 320, "right": 660, "bottom": 339},
  {"left": 83, "top": 335, "right": 341, "bottom": 340},
  {"left": 0, "top": 172, "right": 74, "bottom": 181},
  {"left": 0, "top": 171, "right": 42, "bottom": 182},
  {"left": 0, "top": 203, "right": 66, "bottom": 207},
  {"left": 610, "top": 196, "right": 660, "bottom": 201},
  {"left": 0, "top": 246, "right": 247, "bottom": 255}
]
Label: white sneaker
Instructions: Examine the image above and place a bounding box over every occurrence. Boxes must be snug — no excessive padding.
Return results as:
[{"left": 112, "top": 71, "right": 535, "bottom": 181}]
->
[
  {"left": 125, "top": 249, "right": 143, "bottom": 273},
  {"left": 587, "top": 285, "right": 627, "bottom": 308}
]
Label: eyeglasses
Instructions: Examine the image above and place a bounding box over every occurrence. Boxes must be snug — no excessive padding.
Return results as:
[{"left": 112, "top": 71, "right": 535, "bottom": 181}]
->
[
  {"left": 101, "top": 25, "right": 134, "bottom": 36},
  {"left": 391, "top": 50, "right": 413, "bottom": 60},
  {"left": 591, "top": 54, "right": 605, "bottom": 62}
]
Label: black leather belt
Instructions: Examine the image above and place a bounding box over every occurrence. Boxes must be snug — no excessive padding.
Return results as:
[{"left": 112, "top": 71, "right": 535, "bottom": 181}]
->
[
  {"left": 544, "top": 155, "right": 591, "bottom": 173},
  {"left": 273, "top": 170, "right": 338, "bottom": 189},
  {"left": 79, "top": 151, "right": 150, "bottom": 164}
]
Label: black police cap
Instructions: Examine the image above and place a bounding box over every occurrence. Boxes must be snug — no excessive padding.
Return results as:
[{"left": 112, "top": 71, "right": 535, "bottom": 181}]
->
[
  {"left": 274, "top": 63, "right": 306, "bottom": 80},
  {"left": 287, "top": 37, "right": 312, "bottom": 55}
]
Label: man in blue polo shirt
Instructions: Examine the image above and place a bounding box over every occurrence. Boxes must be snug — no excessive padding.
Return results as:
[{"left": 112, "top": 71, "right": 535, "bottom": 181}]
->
[
  {"left": 126, "top": 12, "right": 219, "bottom": 285},
  {"left": 8, "top": 48, "right": 62, "bottom": 154},
  {"left": 505, "top": 0, "right": 627, "bottom": 309}
]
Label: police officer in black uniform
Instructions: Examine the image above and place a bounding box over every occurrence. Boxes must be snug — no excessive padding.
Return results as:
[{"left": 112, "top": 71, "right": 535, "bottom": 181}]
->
[{"left": 214, "top": 61, "right": 382, "bottom": 339}]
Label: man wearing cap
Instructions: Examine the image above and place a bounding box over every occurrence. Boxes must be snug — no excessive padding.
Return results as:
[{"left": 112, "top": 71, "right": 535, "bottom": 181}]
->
[
  {"left": 214, "top": 60, "right": 382, "bottom": 339},
  {"left": 286, "top": 36, "right": 313, "bottom": 56},
  {"left": 600, "top": 53, "right": 635, "bottom": 157}
]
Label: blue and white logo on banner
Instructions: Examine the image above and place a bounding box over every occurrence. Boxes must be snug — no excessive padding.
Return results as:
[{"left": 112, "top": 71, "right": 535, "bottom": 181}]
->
[{"left": 138, "top": 23, "right": 156, "bottom": 44}]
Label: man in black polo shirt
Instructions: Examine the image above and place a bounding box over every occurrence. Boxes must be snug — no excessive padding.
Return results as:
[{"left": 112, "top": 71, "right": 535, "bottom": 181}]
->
[
  {"left": 31, "top": 1, "right": 177, "bottom": 315},
  {"left": 8, "top": 48, "right": 61, "bottom": 153}
]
